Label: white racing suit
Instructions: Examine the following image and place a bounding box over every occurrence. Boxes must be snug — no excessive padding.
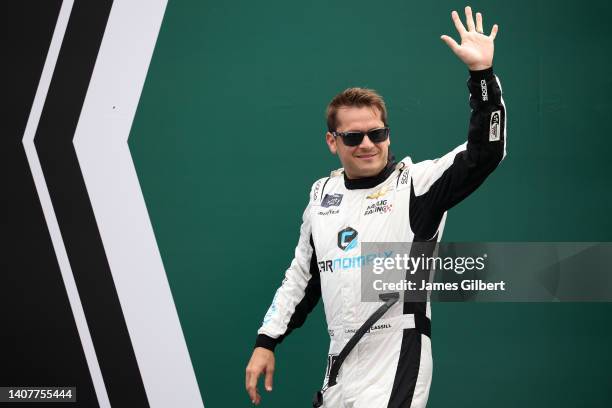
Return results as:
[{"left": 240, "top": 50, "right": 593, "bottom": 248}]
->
[{"left": 255, "top": 68, "right": 507, "bottom": 407}]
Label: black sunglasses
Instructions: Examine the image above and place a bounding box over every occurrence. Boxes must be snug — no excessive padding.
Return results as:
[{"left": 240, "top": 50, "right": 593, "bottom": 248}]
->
[{"left": 332, "top": 127, "right": 390, "bottom": 147}]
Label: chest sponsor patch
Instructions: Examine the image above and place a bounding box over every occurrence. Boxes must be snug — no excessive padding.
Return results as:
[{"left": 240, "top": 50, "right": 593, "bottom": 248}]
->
[
  {"left": 489, "top": 110, "right": 501, "bottom": 141},
  {"left": 337, "top": 227, "right": 358, "bottom": 251},
  {"left": 364, "top": 199, "right": 393, "bottom": 215},
  {"left": 366, "top": 185, "right": 389, "bottom": 199},
  {"left": 321, "top": 193, "right": 343, "bottom": 208}
]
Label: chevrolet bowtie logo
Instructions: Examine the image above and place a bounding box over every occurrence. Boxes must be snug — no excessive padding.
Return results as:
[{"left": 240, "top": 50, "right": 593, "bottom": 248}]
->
[{"left": 367, "top": 185, "right": 389, "bottom": 199}]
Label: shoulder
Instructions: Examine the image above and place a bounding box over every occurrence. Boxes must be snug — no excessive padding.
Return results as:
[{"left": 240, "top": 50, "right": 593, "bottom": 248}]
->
[
  {"left": 309, "top": 167, "right": 344, "bottom": 203},
  {"left": 410, "top": 143, "right": 467, "bottom": 176},
  {"left": 395, "top": 156, "right": 413, "bottom": 191},
  {"left": 310, "top": 177, "right": 328, "bottom": 203},
  {"left": 405, "top": 143, "right": 468, "bottom": 195}
]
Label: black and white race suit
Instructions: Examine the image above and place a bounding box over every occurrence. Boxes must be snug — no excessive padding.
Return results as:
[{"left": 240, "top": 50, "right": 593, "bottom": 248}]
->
[{"left": 255, "top": 67, "right": 507, "bottom": 408}]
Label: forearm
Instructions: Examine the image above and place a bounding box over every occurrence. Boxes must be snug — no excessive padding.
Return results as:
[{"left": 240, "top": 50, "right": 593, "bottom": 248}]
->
[
  {"left": 465, "top": 67, "right": 506, "bottom": 166},
  {"left": 408, "top": 68, "right": 507, "bottom": 238},
  {"left": 256, "top": 243, "right": 319, "bottom": 351},
  {"left": 254, "top": 184, "right": 322, "bottom": 352}
]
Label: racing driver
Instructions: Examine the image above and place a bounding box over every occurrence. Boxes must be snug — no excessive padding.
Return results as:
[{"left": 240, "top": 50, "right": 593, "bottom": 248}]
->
[{"left": 246, "top": 6, "right": 506, "bottom": 407}]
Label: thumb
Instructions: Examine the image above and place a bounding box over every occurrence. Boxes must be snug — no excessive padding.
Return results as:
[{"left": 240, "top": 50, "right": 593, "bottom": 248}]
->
[
  {"left": 440, "top": 35, "right": 461, "bottom": 54},
  {"left": 264, "top": 366, "right": 274, "bottom": 391}
]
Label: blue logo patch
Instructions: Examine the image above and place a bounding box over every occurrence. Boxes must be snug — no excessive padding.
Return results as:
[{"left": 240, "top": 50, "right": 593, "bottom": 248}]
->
[
  {"left": 322, "top": 193, "right": 343, "bottom": 208},
  {"left": 337, "top": 227, "right": 358, "bottom": 251}
]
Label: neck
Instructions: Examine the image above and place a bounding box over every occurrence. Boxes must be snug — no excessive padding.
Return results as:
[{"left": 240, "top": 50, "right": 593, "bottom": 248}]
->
[{"left": 343, "top": 153, "right": 396, "bottom": 190}]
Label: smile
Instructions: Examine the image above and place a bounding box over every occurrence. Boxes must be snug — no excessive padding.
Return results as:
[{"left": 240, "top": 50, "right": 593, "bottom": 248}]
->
[{"left": 356, "top": 153, "right": 378, "bottom": 159}]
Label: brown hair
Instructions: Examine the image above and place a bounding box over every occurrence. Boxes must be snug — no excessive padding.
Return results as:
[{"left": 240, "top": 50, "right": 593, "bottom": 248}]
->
[{"left": 326, "top": 87, "right": 388, "bottom": 132}]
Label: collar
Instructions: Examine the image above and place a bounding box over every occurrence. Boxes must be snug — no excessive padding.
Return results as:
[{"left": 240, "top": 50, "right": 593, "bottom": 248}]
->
[{"left": 343, "top": 151, "right": 397, "bottom": 190}]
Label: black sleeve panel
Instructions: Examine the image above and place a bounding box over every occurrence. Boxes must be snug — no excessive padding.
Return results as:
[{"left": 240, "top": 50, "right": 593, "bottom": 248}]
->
[
  {"left": 255, "top": 236, "right": 321, "bottom": 351},
  {"left": 409, "top": 67, "right": 506, "bottom": 240}
]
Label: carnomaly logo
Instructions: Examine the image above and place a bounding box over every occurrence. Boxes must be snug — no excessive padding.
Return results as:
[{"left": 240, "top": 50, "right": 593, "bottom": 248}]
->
[{"left": 337, "top": 227, "right": 358, "bottom": 251}]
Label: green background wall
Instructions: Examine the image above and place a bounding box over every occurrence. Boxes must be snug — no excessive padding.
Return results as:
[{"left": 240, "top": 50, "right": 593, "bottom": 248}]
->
[{"left": 129, "top": 0, "right": 612, "bottom": 406}]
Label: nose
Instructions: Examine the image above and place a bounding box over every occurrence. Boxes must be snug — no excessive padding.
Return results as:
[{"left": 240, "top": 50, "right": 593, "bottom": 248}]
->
[{"left": 358, "top": 135, "right": 376, "bottom": 149}]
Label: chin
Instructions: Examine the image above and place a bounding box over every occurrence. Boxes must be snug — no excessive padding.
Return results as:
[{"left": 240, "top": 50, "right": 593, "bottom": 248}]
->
[{"left": 351, "top": 161, "right": 385, "bottom": 177}]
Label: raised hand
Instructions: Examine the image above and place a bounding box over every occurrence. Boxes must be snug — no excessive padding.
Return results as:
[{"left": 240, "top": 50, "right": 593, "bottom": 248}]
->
[{"left": 440, "top": 6, "right": 498, "bottom": 71}]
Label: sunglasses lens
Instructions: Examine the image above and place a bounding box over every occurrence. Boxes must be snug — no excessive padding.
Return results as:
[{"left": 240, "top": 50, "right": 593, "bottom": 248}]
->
[
  {"left": 336, "top": 128, "right": 388, "bottom": 146},
  {"left": 368, "top": 128, "right": 389, "bottom": 143},
  {"left": 341, "top": 132, "right": 365, "bottom": 147}
]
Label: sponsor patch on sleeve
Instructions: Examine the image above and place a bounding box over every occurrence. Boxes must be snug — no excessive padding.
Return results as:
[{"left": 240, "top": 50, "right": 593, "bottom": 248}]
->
[
  {"left": 312, "top": 179, "right": 323, "bottom": 202},
  {"left": 480, "top": 79, "right": 488, "bottom": 101},
  {"left": 489, "top": 110, "right": 501, "bottom": 141}
]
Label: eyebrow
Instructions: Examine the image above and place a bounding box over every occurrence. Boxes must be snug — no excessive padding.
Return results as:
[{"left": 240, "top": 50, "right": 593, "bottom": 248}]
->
[{"left": 341, "top": 126, "right": 386, "bottom": 133}]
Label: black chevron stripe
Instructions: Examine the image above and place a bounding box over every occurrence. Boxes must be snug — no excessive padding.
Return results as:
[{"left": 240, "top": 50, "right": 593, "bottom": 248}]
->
[
  {"left": 1, "top": 1, "right": 99, "bottom": 406},
  {"left": 388, "top": 238, "right": 437, "bottom": 408},
  {"left": 34, "top": 0, "right": 150, "bottom": 406}
]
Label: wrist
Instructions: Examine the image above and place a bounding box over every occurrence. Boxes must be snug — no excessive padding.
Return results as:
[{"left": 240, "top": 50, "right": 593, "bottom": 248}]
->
[
  {"left": 468, "top": 63, "right": 492, "bottom": 72},
  {"left": 468, "top": 66, "right": 495, "bottom": 82},
  {"left": 255, "top": 334, "right": 278, "bottom": 352}
]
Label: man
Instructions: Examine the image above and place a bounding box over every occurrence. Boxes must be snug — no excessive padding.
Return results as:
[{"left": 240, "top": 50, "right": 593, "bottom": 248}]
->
[{"left": 246, "top": 6, "right": 506, "bottom": 407}]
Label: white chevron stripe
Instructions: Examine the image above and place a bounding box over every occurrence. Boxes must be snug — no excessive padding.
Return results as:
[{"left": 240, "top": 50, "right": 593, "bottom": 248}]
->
[
  {"left": 72, "top": 0, "right": 204, "bottom": 407},
  {"left": 495, "top": 76, "right": 508, "bottom": 160},
  {"left": 21, "top": 1, "right": 111, "bottom": 407}
]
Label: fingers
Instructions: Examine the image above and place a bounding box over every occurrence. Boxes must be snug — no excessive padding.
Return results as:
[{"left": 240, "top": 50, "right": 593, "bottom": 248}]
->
[
  {"left": 246, "top": 349, "right": 275, "bottom": 406},
  {"left": 452, "top": 7, "right": 496, "bottom": 39},
  {"left": 476, "top": 12, "right": 483, "bottom": 33},
  {"left": 489, "top": 24, "right": 499, "bottom": 40},
  {"left": 264, "top": 366, "right": 274, "bottom": 392},
  {"left": 451, "top": 10, "right": 467, "bottom": 36},
  {"left": 245, "top": 366, "right": 261, "bottom": 404},
  {"left": 464, "top": 6, "right": 476, "bottom": 32},
  {"left": 440, "top": 35, "right": 461, "bottom": 54}
]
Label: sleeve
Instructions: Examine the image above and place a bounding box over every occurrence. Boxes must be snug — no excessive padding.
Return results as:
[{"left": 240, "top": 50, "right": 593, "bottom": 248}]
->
[
  {"left": 254, "top": 180, "right": 324, "bottom": 351},
  {"left": 409, "top": 67, "right": 507, "bottom": 240}
]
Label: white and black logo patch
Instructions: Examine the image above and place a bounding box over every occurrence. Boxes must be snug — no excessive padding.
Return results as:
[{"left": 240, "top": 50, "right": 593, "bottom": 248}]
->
[
  {"left": 480, "top": 79, "right": 488, "bottom": 101},
  {"left": 396, "top": 168, "right": 411, "bottom": 191},
  {"left": 312, "top": 179, "right": 323, "bottom": 201},
  {"left": 489, "top": 110, "right": 501, "bottom": 141},
  {"left": 399, "top": 170, "right": 409, "bottom": 185}
]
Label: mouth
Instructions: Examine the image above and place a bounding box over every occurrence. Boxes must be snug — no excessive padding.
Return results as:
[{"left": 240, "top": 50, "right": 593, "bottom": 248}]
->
[{"left": 355, "top": 152, "right": 378, "bottom": 160}]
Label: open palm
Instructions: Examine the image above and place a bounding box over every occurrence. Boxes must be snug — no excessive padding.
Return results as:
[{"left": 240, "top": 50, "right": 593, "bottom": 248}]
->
[{"left": 441, "top": 6, "right": 498, "bottom": 71}]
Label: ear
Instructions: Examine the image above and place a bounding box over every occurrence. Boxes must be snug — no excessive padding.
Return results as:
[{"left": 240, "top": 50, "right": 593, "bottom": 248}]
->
[{"left": 326, "top": 131, "right": 337, "bottom": 155}]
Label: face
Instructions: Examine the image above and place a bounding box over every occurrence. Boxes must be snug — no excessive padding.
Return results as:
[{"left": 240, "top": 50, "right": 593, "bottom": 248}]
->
[{"left": 325, "top": 106, "right": 390, "bottom": 179}]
